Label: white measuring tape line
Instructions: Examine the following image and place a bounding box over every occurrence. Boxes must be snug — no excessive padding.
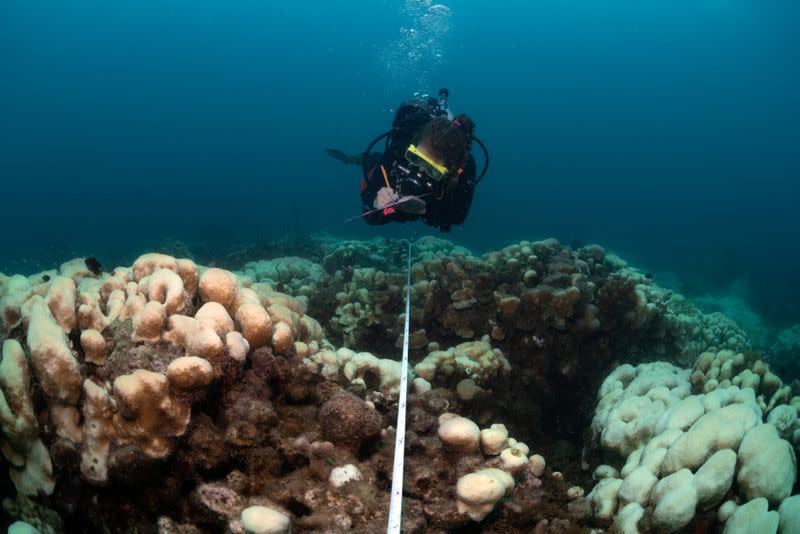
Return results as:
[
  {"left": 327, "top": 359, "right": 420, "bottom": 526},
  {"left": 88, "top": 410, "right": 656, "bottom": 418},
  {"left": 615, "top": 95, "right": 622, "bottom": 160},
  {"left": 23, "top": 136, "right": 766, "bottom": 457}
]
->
[{"left": 387, "top": 239, "right": 412, "bottom": 534}]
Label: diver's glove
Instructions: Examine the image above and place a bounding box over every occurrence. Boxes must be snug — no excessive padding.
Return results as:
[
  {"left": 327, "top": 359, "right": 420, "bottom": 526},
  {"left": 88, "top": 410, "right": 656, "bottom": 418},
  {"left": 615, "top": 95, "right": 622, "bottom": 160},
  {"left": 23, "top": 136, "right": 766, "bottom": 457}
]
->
[{"left": 374, "top": 187, "right": 399, "bottom": 209}]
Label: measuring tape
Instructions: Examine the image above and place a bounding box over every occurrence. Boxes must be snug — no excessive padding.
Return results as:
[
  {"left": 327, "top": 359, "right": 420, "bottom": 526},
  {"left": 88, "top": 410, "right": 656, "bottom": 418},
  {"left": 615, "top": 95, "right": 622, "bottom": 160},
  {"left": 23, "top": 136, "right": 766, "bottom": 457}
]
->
[{"left": 387, "top": 239, "right": 413, "bottom": 534}]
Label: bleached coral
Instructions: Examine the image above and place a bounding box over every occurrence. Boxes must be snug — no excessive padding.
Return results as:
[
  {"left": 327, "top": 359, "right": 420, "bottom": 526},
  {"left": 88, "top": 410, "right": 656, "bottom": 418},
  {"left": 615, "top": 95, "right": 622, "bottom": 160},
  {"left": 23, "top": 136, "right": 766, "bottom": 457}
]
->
[
  {"left": 414, "top": 337, "right": 510, "bottom": 386},
  {"left": 690, "top": 349, "right": 795, "bottom": 418},
  {"left": 771, "top": 323, "right": 800, "bottom": 381},
  {"left": 0, "top": 253, "right": 330, "bottom": 487},
  {"left": 437, "top": 413, "right": 480, "bottom": 452},
  {"left": 303, "top": 346, "right": 403, "bottom": 397},
  {"left": 239, "top": 505, "right": 291, "bottom": 534},
  {"left": 590, "top": 362, "right": 692, "bottom": 457},
  {"left": 24, "top": 296, "right": 82, "bottom": 443},
  {"left": 0, "top": 340, "right": 55, "bottom": 496},
  {"left": 455, "top": 468, "right": 514, "bottom": 521},
  {"left": 722, "top": 498, "right": 778, "bottom": 533},
  {"left": 412, "top": 235, "right": 471, "bottom": 261},
  {"left": 330, "top": 267, "right": 395, "bottom": 346},
  {"left": 480, "top": 423, "right": 509, "bottom": 455},
  {"left": 240, "top": 256, "right": 326, "bottom": 297},
  {"left": 589, "top": 359, "right": 799, "bottom": 533},
  {"left": 662, "top": 294, "right": 751, "bottom": 363},
  {"left": 694, "top": 294, "right": 771, "bottom": 351},
  {"left": 2, "top": 237, "right": 785, "bottom": 533},
  {"left": 737, "top": 424, "right": 796, "bottom": 505}
]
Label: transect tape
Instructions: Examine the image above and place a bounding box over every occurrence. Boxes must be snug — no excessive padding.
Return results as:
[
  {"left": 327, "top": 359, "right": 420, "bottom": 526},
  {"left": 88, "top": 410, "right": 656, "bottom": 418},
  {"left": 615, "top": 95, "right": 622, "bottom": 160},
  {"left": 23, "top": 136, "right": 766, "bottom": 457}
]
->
[{"left": 387, "top": 240, "right": 412, "bottom": 534}]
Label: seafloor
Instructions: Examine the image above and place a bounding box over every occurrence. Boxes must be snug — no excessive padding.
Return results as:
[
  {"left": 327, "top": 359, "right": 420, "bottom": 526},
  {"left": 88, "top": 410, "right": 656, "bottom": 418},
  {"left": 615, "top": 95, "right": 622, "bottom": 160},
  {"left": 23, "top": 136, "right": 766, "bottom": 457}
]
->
[{"left": 0, "top": 235, "right": 798, "bottom": 534}]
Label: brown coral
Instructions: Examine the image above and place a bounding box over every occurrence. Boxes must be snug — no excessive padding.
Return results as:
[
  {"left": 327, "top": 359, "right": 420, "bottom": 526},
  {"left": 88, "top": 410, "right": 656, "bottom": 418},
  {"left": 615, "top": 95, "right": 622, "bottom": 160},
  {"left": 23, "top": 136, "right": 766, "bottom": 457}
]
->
[{"left": 319, "top": 391, "right": 381, "bottom": 449}]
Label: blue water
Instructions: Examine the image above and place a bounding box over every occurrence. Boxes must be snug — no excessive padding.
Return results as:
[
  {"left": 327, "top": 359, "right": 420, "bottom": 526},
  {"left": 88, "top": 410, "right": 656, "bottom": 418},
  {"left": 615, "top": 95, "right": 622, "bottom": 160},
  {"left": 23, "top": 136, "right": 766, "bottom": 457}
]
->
[{"left": 1, "top": 0, "right": 798, "bottom": 324}]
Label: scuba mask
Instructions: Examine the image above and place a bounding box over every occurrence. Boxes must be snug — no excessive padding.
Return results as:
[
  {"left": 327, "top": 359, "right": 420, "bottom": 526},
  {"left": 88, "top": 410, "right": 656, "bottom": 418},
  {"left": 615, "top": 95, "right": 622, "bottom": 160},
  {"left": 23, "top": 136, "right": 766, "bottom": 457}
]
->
[{"left": 404, "top": 144, "right": 448, "bottom": 181}]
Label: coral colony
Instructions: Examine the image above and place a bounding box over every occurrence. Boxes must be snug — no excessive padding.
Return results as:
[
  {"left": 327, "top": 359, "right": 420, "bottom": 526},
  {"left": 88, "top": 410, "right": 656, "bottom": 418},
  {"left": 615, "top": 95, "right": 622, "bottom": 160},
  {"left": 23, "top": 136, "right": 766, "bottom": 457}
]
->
[{"left": 0, "top": 235, "right": 798, "bottom": 533}]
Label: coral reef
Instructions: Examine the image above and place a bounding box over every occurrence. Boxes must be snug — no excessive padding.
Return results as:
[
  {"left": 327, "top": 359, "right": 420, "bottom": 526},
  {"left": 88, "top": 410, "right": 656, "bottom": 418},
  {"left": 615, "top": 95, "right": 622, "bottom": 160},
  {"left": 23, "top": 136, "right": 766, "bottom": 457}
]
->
[
  {"left": 239, "top": 257, "right": 327, "bottom": 298},
  {"left": 314, "top": 237, "right": 755, "bottom": 443},
  {"left": 770, "top": 324, "right": 800, "bottom": 382},
  {"left": 694, "top": 294, "right": 772, "bottom": 351},
  {"left": 414, "top": 337, "right": 511, "bottom": 388},
  {"left": 1, "top": 236, "right": 794, "bottom": 533},
  {"left": 586, "top": 354, "right": 800, "bottom": 533},
  {"left": 690, "top": 350, "right": 798, "bottom": 421}
]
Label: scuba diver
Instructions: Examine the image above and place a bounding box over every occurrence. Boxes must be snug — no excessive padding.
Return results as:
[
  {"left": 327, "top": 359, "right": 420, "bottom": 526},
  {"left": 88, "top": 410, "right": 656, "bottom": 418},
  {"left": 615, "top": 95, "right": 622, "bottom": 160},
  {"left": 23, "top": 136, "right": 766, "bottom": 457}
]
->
[{"left": 326, "top": 88, "right": 489, "bottom": 232}]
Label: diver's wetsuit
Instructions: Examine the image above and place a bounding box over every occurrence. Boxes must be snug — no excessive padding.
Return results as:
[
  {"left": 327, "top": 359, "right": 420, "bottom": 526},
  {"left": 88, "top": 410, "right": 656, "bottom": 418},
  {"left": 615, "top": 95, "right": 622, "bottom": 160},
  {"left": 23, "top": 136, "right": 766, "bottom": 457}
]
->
[{"left": 359, "top": 97, "right": 476, "bottom": 233}]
